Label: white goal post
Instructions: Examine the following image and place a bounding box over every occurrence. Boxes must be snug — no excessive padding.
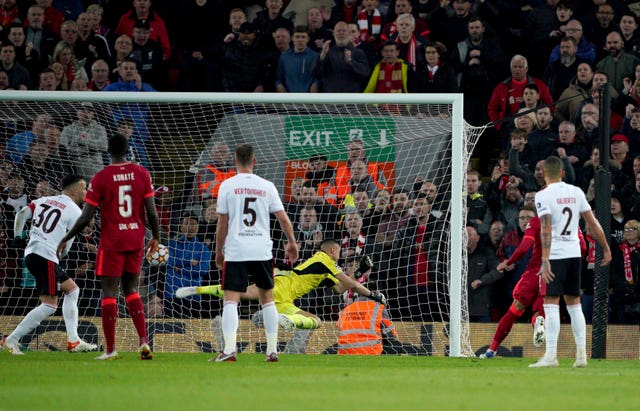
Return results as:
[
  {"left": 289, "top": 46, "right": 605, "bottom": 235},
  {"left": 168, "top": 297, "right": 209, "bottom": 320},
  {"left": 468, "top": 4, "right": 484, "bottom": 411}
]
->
[{"left": 0, "top": 91, "right": 479, "bottom": 357}]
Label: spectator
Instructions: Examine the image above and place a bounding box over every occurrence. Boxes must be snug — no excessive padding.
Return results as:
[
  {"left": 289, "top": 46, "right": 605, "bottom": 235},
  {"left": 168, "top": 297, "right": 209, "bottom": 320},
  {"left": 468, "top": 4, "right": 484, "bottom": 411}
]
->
[
  {"left": 467, "top": 225, "right": 502, "bottom": 322},
  {"left": 131, "top": 18, "right": 168, "bottom": 90},
  {"left": 331, "top": 138, "right": 386, "bottom": 206},
  {"left": 356, "top": 0, "right": 383, "bottom": 49},
  {"left": 453, "top": 16, "right": 505, "bottom": 127},
  {"left": 548, "top": 19, "right": 595, "bottom": 66},
  {"left": 86, "top": 3, "right": 111, "bottom": 40},
  {"left": 585, "top": 3, "right": 616, "bottom": 62},
  {"left": 221, "top": 22, "right": 273, "bottom": 92},
  {"left": 576, "top": 102, "right": 600, "bottom": 153},
  {"left": 366, "top": 187, "right": 394, "bottom": 244},
  {"left": 556, "top": 121, "right": 588, "bottom": 184},
  {"left": 528, "top": 106, "right": 558, "bottom": 164},
  {"left": 75, "top": 12, "right": 111, "bottom": 74},
  {"left": 287, "top": 181, "right": 340, "bottom": 240},
  {"left": 154, "top": 185, "right": 180, "bottom": 244},
  {"left": 466, "top": 169, "right": 492, "bottom": 235},
  {"left": 53, "top": 0, "right": 84, "bottom": 21},
  {"left": 341, "top": 210, "right": 369, "bottom": 261},
  {"left": 305, "top": 154, "right": 335, "bottom": 199},
  {"left": 0, "top": 70, "right": 10, "bottom": 90},
  {"left": 283, "top": 206, "right": 325, "bottom": 262},
  {"left": 622, "top": 104, "right": 640, "bottom": 159},
  {"left": 276, "top": 26, "right": 320, "bottom": 92},
  {"left": 59, "top": 20, "right": 79, "bottom": 49},
  {"left": 283, "top": 0, "right": 334, "bottom": 27},
  {"left": 51, "top": 40, "right": 88, "bottom": 91},
  {"left": 415, "top": 41, "right": 457, "bottom": 93},
  {"left": 619, "top": 13, "right": 640, "bottom": 55},
  {"left": 380, "top": 0, "right": 430, "bottom": 43},
  {"left": 555, "top": 62, "right": 594, "bottom": 123},
  {"left": 336, "top": 294, "right": 397, "bottom": 355},
  {"left": 163, "top": 214, "right": 211, "bottom": 318},
  {"left": 626, "top": 169, "right": 640, "bottom": 220},
  {"left": 5, "top": 24, "right": 45, "bottom": 82},
  {"left": 0, "top": 173, "right": 28, "bottom": 225},
  {"left": 387, "top": 13, "right": 427, "bottom": 69},
  {"left": 116, "top": 117, "right": 149, "bottom": 170},
  {"left": 611, "top": 134, "right": 635, "bottom": 185},
  {"left": 70, "top": 77, "right": 88, "bottom": 91},
  {"left": 41, "top": 125, "right": 73, "bottom": 186},
  {"left": 487, "top": 55, "right": 553, "bottom": 133},
  {"left": 198, "top": 197, "right": 218, "bottom": 249},
  {"left": 196, "top": 142, "right": 236, "bottom": 200},
  {"left": 0, "top": 0, "right": 19, "bottom": 28},
  {"left": 24, "top": 4, "right": 58, "bottom": 63},
  {"left": 88, "top": 59, "right": 111, "bottom": 91},
  {"left": 0, "top": 43, "right": 30, "bottom": 90},
  {"left": 37, "top": 68, "right": 57, "bottom": 91},
  {"left": 364, "top": 40, "right": 415, "bottom": 95},
  {"left": 104, "top": 57, "right": 155, "bottom": 92},
  {"left": 6, "top": 113, "right": 52, "bottom": 165},
  {"left": 347, "top": 21, "right": 378, "bottom": 69},
  {"left": 320, "top": 20, "right": 370, "bottom": 92},
  {"left": 272, "top": 27, "right": 293, "bottom": 54},
  {"left": 331, "top": 0, "right": 359, "bottom": 26},
  {"left": 522, "top": 0, "right": 562, "bottom": 77},
  {"left": 115, "top": 0, "right": 171, "bottom": 61},
  {"left": 306, "top": 6, "right": 334, "bottom": 53},
  {"left": 596, "top": 31, "right": 640, "bottom": 94},
  {"left": 254, "top": 0, "right": 294, "bottom": 50},
  {"left": 59, "top": 102, "right": 108, "bottom": 179},
  {"left": 544, "top": 36, "right": 582, "bottom": 100},
  {"left": 16, "top": 139, "right": 56, "bottom": 194}
]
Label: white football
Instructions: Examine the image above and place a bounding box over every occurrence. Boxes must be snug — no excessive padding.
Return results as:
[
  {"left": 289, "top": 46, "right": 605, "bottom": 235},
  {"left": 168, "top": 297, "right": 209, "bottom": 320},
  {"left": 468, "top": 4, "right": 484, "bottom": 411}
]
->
[{"left": 147, "top": 244, "right": 169, "bottom": 266}]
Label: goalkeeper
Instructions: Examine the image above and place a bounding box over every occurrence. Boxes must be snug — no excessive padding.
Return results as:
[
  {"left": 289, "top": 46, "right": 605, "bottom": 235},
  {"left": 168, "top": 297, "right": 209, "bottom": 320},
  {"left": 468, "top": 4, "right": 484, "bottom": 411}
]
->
[{"left": 176, "top": 239, "right": 385, "bottom": 329}]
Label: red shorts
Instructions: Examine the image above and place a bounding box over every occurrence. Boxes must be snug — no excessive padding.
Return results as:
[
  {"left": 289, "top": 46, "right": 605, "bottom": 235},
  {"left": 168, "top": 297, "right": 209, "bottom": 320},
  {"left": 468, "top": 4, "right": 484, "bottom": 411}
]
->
[
  {"left": 513, "top": 268, "right": 544, "bottom": 312},
  {"left": 96, "top": 247, "right": 144, "bottom": 277}
]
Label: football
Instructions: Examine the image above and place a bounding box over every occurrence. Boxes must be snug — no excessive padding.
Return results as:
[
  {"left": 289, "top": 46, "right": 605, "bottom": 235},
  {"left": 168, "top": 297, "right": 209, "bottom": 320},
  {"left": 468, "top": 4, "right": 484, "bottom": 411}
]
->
[{"left": 147, "top": 244, "right": 169, "bottom": 266}]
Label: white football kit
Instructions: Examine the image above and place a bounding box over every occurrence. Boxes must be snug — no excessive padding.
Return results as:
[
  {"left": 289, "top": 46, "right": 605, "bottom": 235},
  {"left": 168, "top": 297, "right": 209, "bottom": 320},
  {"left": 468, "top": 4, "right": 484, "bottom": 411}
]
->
[
  {"left": 24, "top": 194, "right": 82, "bottom": 264},
  {"left": 217, "top": 173, "right": 284, "bottom": 261},
  {"left": 535, "top": 182, "right": 590, "bottom": 260}
]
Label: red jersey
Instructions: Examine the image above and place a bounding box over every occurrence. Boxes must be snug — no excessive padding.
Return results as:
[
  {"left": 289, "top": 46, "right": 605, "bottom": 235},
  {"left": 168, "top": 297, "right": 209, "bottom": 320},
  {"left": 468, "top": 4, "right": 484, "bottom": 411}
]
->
[
  {"left": 506, "top": 216, "right": 542, "bottom": 272},
  {"left": 85, "top": 162, "right": 154, "bottom": 251}
]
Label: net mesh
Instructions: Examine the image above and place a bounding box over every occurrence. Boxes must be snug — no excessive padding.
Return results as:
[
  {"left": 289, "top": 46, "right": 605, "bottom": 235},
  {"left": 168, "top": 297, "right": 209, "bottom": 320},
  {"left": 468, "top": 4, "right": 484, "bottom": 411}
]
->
[{"left": 0, "top": 93, "right": 484, "bottom": 356}]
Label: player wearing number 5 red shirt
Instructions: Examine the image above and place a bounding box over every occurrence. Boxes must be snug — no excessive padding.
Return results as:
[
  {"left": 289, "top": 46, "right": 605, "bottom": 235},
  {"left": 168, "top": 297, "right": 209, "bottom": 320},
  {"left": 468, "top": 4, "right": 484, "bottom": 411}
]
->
[
  {"left": 530, "top": 156, "right": 611, "bottom": 368},
  {"left": 58, "top": 133, "right": 161, "bottom": 361},
  {"left": 214, "top": 144, "right": 299, "bottom": 363}
]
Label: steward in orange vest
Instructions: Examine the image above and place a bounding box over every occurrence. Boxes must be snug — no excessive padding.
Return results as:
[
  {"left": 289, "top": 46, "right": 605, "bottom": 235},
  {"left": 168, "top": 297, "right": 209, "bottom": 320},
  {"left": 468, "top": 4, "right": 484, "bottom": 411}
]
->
[{"left": 337, "top": 298, "right": 396, "bottom": 355}]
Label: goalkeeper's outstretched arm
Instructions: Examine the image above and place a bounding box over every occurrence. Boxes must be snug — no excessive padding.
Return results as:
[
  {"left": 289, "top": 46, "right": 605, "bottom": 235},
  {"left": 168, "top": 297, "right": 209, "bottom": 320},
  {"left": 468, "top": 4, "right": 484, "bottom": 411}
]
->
[{"left": 333, "top": 273, "right": 386, "bottom": 304}]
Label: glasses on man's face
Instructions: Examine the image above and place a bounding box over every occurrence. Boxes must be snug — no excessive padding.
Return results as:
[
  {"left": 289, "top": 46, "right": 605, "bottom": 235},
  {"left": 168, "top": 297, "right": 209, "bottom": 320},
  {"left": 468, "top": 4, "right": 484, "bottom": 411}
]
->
[{"left": 624, "top": 227, "right": 638, "bottom": 232}]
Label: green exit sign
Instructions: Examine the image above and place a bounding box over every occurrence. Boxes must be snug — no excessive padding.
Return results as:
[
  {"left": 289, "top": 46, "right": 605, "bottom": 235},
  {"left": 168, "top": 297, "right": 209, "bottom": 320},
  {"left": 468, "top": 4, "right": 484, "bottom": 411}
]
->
[{"left": 285, "top": 116, "right": 395, "bottom": 161}]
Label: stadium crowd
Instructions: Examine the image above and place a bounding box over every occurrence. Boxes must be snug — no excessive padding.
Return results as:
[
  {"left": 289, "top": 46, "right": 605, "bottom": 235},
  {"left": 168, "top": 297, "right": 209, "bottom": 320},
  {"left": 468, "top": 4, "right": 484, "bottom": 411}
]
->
[{"left": 1, "top": 0, "right": 640, "bottom": 325}]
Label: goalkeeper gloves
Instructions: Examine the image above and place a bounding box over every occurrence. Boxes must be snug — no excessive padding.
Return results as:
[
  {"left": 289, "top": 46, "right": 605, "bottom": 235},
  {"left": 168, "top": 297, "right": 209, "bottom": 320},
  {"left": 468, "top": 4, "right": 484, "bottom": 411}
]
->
[
  {"left": 11, "top": 237, "right": 28, "bottom": 249},
  {"left": 354, "top": 255, "right": 373, "bottom": 279},
  {"left": 368, "top": 290, "right": 387, "bottom": 306}
]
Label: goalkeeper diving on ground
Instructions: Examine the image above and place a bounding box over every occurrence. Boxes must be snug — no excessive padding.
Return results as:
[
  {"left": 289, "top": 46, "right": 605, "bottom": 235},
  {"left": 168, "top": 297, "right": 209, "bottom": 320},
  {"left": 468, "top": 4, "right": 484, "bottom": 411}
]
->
[{"left": 176, "top": 239, "right": 386, "bottom": 329}]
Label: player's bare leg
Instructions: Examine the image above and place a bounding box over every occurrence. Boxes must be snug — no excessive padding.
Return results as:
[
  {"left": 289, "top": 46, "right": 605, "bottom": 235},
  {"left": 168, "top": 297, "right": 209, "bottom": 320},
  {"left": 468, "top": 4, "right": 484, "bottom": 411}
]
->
[
  {"left": 122, "top": 272, "right": 152, "bottom": 360},
  {"left": 60, "top": 278, "right": 97, "bottom": 352}
]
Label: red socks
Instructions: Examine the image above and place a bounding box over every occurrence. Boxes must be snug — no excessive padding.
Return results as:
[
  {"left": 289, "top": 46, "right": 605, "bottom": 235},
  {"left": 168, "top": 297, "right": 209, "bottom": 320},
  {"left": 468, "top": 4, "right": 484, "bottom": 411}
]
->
[
  {"left": 489, "top": 305, "right": 524, "bottom": 352},
  {"left": 101, "top": 297, "right": 117, "bottom": 353},
  {"left": 126, "top": 292, "right": 148, "bottom": 346}
]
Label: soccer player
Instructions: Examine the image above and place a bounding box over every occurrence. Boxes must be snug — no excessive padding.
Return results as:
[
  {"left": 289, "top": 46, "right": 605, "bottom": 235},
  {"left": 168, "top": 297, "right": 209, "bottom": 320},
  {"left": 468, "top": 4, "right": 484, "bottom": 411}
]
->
[
  {"left": 479, "top": 206, "right": 545, "bottom": 358},
  {"left": 212, "top": 144, "right": 298, "bottom": 363},
  {"left": 530, "top": 156, "right": 611, "bottom": 368},
  {"left": 176, "top": 240, "right": 386, "bottom": 330},
  {"left": 57, "top": 133, "right": 161, "bottom": 361},
  {"left": 1, "top": 174, "right": 98, "bottom": 355}
]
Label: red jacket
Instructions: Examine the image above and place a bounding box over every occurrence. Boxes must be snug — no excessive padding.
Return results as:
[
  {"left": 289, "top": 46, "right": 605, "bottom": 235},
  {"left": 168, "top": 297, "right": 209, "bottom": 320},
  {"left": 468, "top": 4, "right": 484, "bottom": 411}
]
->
[
  {"left": 116, "top": 10, "right": 171, "bottom": 60},
  {"left": 487, "top": 76, "right": 553, "bottom": 129}
]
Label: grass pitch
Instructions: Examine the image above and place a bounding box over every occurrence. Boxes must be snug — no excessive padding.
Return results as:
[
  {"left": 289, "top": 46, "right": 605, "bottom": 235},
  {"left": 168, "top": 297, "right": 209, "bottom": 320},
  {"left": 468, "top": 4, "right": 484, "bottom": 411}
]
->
[{"left": 0, "top": 352, "right": 638, "bottom": 411}]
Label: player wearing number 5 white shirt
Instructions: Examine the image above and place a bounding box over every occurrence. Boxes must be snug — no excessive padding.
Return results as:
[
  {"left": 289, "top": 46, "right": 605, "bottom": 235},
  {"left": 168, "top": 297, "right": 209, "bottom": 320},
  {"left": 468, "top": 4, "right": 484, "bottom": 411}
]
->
[
  {"left": 530, "top": 156, "right": 611, "bottom": 368},
  {"left": 214, "top": 144, "right": 299, "bottom": 363},
  {"left": 1, "top": 175, "right": 97, "bottom": 355}
]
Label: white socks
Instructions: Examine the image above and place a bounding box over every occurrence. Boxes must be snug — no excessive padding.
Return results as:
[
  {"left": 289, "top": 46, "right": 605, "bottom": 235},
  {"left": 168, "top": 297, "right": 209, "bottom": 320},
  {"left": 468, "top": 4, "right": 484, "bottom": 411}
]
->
[
  {"left": 566, "top": 303, "right": 586, "bottom": 352},
  {"left": 63, "top": 288, "right": 80, "bottom": 343},
  {"left": 543, "top": 304, "right": 560, "bottom": 360},
  {"left": 262, "top": 302, "right": 278, "bottom": 355},
  {"left": 221, "top": 301, "right": 239, "bottom": 355},
  {"left": 7, "top": 303, "right": 57, "bottom": 344}
]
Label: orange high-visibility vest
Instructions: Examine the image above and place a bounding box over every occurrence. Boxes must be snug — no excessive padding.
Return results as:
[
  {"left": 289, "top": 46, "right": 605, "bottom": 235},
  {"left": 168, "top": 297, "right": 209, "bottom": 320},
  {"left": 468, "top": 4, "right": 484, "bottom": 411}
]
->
[
  {"left": 337, "top": 300, "right": 391, "bottom": 355},
  {"left": 197, "top": 165, "right": 236, "bottom": 199},
  {"left": 326, "top": 163, "right": 385, "bottom": 205}
]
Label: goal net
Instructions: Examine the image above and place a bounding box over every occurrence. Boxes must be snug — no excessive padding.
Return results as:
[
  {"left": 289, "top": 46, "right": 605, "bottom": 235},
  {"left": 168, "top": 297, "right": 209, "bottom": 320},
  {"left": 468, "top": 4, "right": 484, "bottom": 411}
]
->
[{"left": 0, "top": 91, "right": 484, "bottom": 357}]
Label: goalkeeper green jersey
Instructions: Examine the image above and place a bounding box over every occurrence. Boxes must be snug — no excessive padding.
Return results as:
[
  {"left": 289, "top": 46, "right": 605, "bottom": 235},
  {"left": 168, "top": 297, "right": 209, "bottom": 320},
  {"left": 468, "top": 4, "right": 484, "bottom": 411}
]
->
[{"left": 274, "top": 251, "right": 341, "bottom": 302}]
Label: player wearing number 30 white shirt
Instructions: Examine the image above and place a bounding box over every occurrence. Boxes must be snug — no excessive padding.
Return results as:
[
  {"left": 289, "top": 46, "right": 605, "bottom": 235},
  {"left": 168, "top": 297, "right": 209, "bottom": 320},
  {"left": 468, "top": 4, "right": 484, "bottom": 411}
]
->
[
  {"left": 1, "top": 175, "right": 97, "bottom": 355},
  {"left": 530, "top": 156, "right": 611, "bottom": 369},
  {"left": 214, "top": 144, "right": 298, "bottom": 363}
]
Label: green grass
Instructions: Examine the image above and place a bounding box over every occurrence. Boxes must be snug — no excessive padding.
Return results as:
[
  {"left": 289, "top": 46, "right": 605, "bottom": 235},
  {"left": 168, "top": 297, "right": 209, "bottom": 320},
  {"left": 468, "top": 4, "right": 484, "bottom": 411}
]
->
[{"left": 0, "top": 353, "right": 638, "bottom": 411}]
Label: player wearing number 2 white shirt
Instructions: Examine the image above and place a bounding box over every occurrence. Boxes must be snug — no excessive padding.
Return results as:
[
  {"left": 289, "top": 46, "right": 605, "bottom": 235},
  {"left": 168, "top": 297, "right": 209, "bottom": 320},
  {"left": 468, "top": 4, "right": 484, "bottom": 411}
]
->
[
  {"left": 530, "top": 156, "right": 611, "bottom": 369},
  {"left": 214, "top": 144, "right": 299, "bottom": 363},
  {"left": 1, "top": 175, "right": 97, "bottom": 355}
]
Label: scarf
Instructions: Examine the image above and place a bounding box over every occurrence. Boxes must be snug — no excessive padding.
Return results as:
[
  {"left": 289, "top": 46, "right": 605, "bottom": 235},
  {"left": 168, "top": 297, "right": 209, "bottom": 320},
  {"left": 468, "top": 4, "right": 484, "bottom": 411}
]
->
[
  {"left": 620, "top": 241, "right": 640, "bottom": 283},
  {"left": 377, "top": 61, "right": 404, "bottom": 93},
  {"left": 358, "top": 9, "right": 381, "bottom": 42},
  {"left": 341, "top": 231, "right": 366, "bottom": 256},
  {"left": 398, "top": 34, "right": 418, "bottom": 67}
]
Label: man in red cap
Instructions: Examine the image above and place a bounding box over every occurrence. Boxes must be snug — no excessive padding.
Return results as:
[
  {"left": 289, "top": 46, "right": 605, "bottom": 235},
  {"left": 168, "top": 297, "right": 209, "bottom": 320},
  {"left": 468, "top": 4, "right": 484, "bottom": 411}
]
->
[{"left": 611, "top": 134, "right": 635, "bottom": 184}]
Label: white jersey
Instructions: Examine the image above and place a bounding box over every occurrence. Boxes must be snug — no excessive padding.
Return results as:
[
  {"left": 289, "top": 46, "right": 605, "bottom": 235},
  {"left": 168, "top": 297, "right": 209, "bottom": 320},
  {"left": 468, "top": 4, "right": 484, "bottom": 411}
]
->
[
  {"left": 217, "top": 173, "right": 284, "bottom": 261},
  {"left": 535, "top": 182, "right": 590, "bottom": 260},
  {"left": 25, "top": 195, "right": 82, "bottom": 264}
]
